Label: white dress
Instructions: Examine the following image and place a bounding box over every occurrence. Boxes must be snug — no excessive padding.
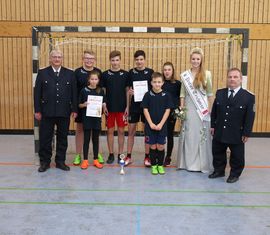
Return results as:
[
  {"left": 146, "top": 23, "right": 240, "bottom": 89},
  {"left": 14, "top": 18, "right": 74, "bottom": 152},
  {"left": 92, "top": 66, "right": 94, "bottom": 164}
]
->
[{"left": 177, "top": 70, "right": 213, "bottom": 173}]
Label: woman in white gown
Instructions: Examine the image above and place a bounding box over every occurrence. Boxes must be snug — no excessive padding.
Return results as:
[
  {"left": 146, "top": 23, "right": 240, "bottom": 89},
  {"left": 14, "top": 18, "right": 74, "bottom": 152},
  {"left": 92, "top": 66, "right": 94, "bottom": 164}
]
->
[{"left": 177, "top": 47, "right": 214, "bottom": 173}]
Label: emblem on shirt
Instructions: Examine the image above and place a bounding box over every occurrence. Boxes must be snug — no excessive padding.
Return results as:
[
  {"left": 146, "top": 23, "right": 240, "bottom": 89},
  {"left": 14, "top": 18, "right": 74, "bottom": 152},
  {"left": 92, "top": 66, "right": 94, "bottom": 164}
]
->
[
  {"left": 144, "top": 70, "right": 148, "bottom": 74},
  {"left": 132, "top": 69, "right": 138, "bottom": 74},
  {"left": 150, "top": 91, "right": 155, "bottom": 96},
  {"left": 80, "top": 69, "right": 88, "bottom": 74},
  {"left": 120, "top": 72, "right": 124, "bottom": 76},
  {"left": 108, "top": 71, "right": 113, "bottom": 76}
]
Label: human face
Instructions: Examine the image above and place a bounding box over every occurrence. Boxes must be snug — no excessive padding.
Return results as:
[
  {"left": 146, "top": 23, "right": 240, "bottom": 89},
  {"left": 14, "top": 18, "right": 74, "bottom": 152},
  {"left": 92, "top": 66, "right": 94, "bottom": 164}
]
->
[
  {"left": 151, "top": 77, "right": 164, "bottom": 92},
  {"left": 83, "top": 53, "right": 96, "bottom": 69},
  {"left": 88, "top": 75, "right": 99, "bottom": 88},
  {"left": 190, "top": 53, "right": 202, "bottom": 69},
  {"left": 110, "top": 56, "right": 121, "bottom": 70},
  {"left": 135, "top": 55, "right": 145, "bottom": 70},
  {"left": 163, "top": 65, "right": 173, "bottom": 80},
  {"left": 49, "top": 51, "right": 63, "bottom": 68},
  {"left": 227, "top": 70, "right": 242, "bottom": 90}
]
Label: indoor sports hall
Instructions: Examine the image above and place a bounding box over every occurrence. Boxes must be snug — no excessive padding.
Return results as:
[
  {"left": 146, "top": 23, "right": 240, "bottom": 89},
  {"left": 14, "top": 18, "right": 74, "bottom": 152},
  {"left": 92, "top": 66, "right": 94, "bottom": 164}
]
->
[{"left": 1, "top": 1, "right": 270, "bottom": 235}]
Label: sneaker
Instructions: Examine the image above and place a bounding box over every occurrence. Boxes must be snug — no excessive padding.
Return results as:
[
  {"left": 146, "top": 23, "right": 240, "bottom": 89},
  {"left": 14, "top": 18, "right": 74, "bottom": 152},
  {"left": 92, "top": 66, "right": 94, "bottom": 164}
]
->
[
  {"left": 124, "top": 156, "right": 132, "bottom": 166},
  {"left": 106, "top": 154, "right": 114, "bottom": 164},
  {"left": 93, "top": 159, "right": 103, "bottom": 169},
  {"left": 151, "top": 165, "right": 158, "bottom": 175},
  {"left": 144, "top": 157, "right": 151, "bottom": 167},
  {"left": 98, "top": 153, "right": 104, "bottom": 164},
  {"left": 163, "top": 156, "right": 171, "bottom": 167},
  {"left": 158, "top": 165, "right": 165, "bottom": 175},
  {"left": 81, "top": 160, "right": 89, "bottom": 170},
  {"left": 73, "top": 154, "right": 81, "bottom": 165}
]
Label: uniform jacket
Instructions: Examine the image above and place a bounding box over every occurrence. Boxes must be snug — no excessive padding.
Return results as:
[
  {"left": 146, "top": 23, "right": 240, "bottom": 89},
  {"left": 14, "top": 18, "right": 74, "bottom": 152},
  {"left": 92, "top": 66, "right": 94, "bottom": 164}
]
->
[
  {"left": 211, "top": 88, "right": 255, "bottom": 144},
  {"left": 34, "top": 66, "right": 77, "bottom": 117}
]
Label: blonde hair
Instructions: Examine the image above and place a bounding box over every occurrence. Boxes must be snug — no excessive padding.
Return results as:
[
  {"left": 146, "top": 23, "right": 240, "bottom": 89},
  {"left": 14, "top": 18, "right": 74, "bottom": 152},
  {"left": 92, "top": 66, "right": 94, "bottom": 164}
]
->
[
  {"left": 83, "top": 50, "right": 96, "bottom": 58},
  {"left": 190, "top": 47, "right": 206, "bottom": 90}
]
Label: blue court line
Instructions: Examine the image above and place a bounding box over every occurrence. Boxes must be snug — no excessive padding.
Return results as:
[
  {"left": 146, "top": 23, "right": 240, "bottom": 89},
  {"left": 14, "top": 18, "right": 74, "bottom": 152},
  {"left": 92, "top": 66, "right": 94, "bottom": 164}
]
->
[
  {"left": 0, "top": 187, "right": 270, "bottom": 194},
  {"left": 0, "top": 200, "right": 270, "bottom": 208}
]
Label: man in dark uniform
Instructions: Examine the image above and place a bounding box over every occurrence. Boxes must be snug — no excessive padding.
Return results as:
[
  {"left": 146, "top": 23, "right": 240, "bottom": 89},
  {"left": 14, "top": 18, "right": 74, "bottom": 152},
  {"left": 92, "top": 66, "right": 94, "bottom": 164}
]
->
[
  {"left": 209, "top": 67, "right": 255, "bottom": 183},
  {"left": 34, "top": 49, "right": 77, "bottom": 172}
]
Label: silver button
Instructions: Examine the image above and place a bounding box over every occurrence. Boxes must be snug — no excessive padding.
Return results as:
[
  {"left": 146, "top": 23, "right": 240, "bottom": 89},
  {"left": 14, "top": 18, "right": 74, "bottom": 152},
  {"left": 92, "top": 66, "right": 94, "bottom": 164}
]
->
[
  {"left": 57, "top": 94, "right": 59, "bottom": 96},
  {"left": 227, "top": 106, "right": 229, "bottom": 108},
  {"left": 57, "top": 88, "right": 59, "bottom": 91},
  {"left": 226, "top": 113, "right": 228, "bottom": 115},
  {"left": 223, "top": 126, "right": 226, "bottom": 128},
  {"left": 56, "top": 83, "right": 59, "bottom": 86},
  {"left": 56, "top": 101, "right": 59, "bottom": 103},
  {"left": 225, "top": 119, "right": 227, "bottom": 122}
]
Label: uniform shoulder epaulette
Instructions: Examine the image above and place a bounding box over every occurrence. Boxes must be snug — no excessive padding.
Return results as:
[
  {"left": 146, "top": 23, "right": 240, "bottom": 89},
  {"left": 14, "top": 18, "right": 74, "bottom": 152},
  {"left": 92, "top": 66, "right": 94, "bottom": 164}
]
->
[{"left": 244, "top": 89, "right": 255, "bottom": 95}]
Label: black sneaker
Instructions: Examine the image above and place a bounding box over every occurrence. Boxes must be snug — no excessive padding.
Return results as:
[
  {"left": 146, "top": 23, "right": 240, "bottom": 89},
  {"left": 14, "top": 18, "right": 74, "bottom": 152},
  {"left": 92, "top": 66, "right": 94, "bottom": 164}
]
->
[
  {"left": 106, "top": 154, "right": 115, "bottom": 164},
  {"left": 163, "top": 156, "right": 171, "bottom": 167}
]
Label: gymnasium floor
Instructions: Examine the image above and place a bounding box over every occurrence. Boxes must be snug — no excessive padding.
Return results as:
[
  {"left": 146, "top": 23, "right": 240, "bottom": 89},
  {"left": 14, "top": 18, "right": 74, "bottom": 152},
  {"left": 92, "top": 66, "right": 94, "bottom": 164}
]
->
[{"left": 0, "top": 135, "right": 270, "bottom": 235}]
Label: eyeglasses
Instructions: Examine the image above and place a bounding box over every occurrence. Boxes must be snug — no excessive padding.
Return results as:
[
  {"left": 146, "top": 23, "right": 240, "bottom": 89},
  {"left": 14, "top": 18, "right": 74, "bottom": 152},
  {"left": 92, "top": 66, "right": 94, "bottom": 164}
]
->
[
  {"left": 51, "top": 56, "right": 62, "bottom": 59},
  {"left": 84, "top": 57, "right": 95, "bottom": 60}
]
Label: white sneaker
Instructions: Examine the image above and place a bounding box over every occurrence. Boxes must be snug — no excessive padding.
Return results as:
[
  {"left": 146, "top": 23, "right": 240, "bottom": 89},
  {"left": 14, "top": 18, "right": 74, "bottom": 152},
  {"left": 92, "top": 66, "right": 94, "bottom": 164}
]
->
[
  {"left": 124, "top": 156, "right": 132, "bottom": 166},
  {"left": 144, "top": 157, "right": 151, "bottom": 167}
]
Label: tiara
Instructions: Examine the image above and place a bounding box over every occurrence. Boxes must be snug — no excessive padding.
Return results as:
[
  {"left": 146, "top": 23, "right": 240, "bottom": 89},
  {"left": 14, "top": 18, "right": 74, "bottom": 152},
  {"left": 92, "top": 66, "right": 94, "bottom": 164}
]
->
[{"left": 190, "top": 47, "right": 204, "bottom": 56}]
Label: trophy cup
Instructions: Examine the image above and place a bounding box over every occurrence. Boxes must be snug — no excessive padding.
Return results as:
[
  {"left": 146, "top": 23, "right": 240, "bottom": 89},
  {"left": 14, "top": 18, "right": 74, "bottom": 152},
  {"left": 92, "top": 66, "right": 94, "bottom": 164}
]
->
[{"left": 119, "top": 153, "right": 125, "bottom": 175}]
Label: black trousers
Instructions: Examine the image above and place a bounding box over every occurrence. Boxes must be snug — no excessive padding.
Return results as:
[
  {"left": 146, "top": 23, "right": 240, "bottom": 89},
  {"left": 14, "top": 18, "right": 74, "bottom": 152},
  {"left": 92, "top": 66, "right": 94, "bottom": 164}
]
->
[
  {"left": 83, "top": 129, "right": 100, "bottom": 160},
  {"left": 166, "top": 114, "right": 176, "bottom": 157},
  {"left": 39, "top": 117, "right": 70, "bottom": 164},
  {"left": 212, "top": 138, "right": 245, "bottom": 177}
]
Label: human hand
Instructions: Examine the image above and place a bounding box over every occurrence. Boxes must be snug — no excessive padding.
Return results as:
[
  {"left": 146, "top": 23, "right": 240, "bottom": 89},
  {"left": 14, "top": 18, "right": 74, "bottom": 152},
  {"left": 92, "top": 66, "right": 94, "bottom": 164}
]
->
[
  {"left": 128, "top": 88, "right": 134, "bottom": 96},
  {"left": 150, "top": 123, "right": 157, "bottom": 130},
  {"left": 71, "top": 112, "right": 77, "bottom": 119},
  {"left": 242, "top": 136, "right": 249, "bottom": 143},
  {"left": 210, "top": 128, "right": 215, "bottom": 136},
  {"left": 34, "top": 112, "right": 42, "bottom": 121}
]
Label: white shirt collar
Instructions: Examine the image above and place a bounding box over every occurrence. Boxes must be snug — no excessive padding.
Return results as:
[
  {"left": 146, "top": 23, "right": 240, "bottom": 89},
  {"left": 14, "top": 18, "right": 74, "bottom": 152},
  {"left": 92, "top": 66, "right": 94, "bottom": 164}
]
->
[
  {"left": 228, "top": 86, "right": 241, "bottom": 96},
  {"left": 52, "top": 66, "right": 61, "bottom": 73}
]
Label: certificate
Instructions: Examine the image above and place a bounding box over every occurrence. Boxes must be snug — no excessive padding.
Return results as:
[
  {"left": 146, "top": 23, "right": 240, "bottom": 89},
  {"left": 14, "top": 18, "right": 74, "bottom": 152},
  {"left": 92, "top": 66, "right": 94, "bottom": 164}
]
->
[
  {"left": 133, "top": 80, "right": 148, "bottom": 102},
  {"left": 86, "top": 95, "right": 103, "bottom": 117}
]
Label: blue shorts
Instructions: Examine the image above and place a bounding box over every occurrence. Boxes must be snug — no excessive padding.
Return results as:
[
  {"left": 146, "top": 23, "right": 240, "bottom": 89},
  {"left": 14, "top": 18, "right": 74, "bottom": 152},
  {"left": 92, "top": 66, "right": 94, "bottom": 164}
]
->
[{"left": 145, "top": 134, "right": 166, "bottom": 145}]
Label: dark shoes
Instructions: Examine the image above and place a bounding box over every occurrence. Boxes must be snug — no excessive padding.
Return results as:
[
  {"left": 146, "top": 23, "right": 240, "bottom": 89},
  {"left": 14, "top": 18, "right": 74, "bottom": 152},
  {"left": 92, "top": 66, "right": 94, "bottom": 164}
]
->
[
  {"left": 163, "top": 156, "right": 171, "bottom": 167},
  {"left": 55, "top": 162, "right": 70, "bottom": 171},
  {"left": 226, "top": 175, "right": 239, "bottom": 183},
  {"left": 38, "top": 162, "right": 50, "bottom": 172},
  {"left": 106, "top": 154, "right": 115, "bottom": 164},
  {"left": 208, "top": 171, "right": 225, "bottom": 179}
]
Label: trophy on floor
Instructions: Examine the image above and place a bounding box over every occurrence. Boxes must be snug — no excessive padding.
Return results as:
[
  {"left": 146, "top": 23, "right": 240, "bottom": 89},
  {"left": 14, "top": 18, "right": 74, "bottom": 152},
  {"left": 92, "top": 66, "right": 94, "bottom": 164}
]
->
[{"left": 119, "top": 153, "right": 125, "bottom": 175}]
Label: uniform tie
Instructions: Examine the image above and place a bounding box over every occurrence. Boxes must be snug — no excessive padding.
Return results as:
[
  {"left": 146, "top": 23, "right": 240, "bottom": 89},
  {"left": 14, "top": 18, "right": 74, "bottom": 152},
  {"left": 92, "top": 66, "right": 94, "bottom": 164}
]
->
[
  {"left": 228, "top": 89, "right": 234, "bottom": 102},
  {"left": 54, "top": 71, "right": 59, "bottom": 77}
]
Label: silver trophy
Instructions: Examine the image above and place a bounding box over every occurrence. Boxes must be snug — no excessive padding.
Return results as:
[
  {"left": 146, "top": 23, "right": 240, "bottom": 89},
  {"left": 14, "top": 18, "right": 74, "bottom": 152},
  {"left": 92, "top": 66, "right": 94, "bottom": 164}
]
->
[{"left": 119, "top": 153, "right": 125, "bottom": 175}]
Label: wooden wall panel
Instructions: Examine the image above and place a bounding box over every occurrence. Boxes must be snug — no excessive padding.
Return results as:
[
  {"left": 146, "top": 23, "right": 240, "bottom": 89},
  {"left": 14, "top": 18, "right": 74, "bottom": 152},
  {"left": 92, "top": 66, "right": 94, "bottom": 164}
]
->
[
  {"left": 248, "top": 40, "right": 270, "bottom": 133},
  {"left": 0, "top": 0, "right": 269, "bottom": 23},
  {"left": 0, "top": 38, "right": 33, "bottom": 129},
  {"left": 0, "top": 0, "right": 270, "bottom": 132}
]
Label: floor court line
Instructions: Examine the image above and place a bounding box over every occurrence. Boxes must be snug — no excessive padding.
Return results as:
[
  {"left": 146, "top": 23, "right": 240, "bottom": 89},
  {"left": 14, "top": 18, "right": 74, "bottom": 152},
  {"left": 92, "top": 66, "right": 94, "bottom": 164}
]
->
[
  {"left": 0, "top": 200, "right": 269, "bottom": 208},
  {"left": 0, "top": 187, "right": 270, "bottom": 194}
]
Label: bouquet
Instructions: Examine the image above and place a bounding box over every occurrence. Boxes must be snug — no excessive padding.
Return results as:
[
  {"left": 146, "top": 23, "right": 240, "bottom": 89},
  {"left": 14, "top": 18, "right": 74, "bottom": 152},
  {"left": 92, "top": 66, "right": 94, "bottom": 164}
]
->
[{"left": 172, "top": 107, "right": 187, "bottom": 121}]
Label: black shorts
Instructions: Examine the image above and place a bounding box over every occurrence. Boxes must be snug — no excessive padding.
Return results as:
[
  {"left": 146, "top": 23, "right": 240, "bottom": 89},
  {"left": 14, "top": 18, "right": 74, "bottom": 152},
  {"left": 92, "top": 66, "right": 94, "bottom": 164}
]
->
[
  {"left": 75, "top": 109, "right": 83, "bottom": 123},
  {"left": 128, "top": 112, "right": 145, "bottom": 124}
]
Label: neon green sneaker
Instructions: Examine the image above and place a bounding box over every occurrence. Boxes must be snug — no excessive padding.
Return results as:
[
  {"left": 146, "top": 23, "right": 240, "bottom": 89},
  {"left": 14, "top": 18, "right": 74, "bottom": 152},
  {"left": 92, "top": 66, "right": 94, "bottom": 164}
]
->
[
  {"left": 158, "top": 165, "right": 165, "bottom": 175},
  {"left": 151, "top": 165, "right": 158, "bottom": 175},
  {"left": 98, "top": 153, "right": 104, "bottom": 164},
  {"left": 73, "top": 154, "right": 81, "bottom": 166}
]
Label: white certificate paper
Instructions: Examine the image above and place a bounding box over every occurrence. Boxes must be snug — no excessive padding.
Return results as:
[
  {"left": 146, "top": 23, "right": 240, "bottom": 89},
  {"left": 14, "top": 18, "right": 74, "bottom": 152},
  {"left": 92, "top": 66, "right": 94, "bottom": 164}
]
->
[
  {"left": 133, "top": 80, "right": 148, "bottom": 102},
  {"left": 86, "top": 95, "right": 103, "bottom": 117}
]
